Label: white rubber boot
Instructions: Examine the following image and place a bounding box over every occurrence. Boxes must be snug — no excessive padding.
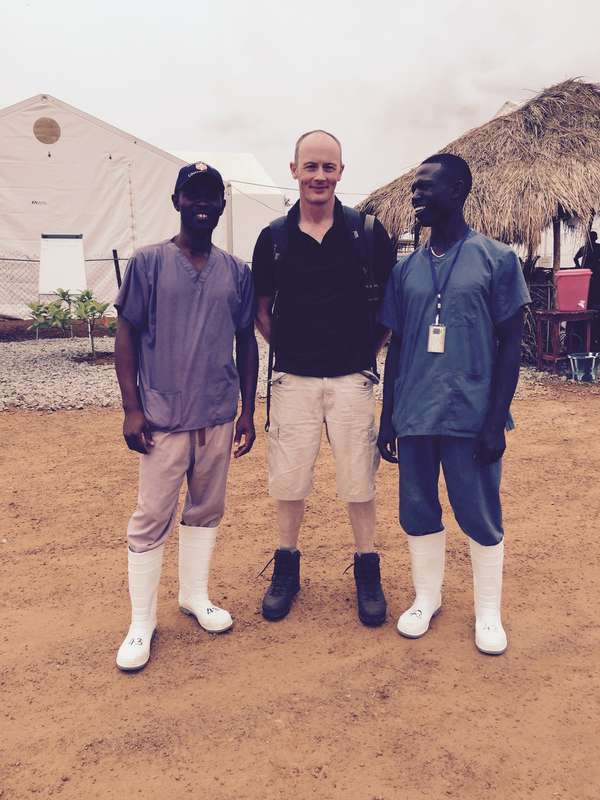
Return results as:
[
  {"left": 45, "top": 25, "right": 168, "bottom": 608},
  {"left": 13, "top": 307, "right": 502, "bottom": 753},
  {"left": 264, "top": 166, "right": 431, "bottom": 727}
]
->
[
  {"left": 116, "top": 544, "right": 164, "bottom": 671},
  {"left": 397, "top": 530, "right": 446, "bottom": 638},
  {"left": 469, "top": 538, "right": 507, "bottom": 655},
  {"left": 178, "top": 524, "right": 233, "bottom": 633}
]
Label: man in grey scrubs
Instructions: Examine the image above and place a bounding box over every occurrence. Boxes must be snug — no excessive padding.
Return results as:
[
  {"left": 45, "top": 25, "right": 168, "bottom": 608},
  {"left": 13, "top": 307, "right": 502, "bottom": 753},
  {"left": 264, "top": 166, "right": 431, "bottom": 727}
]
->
[
  {"left": 378, "top": 153, "right": 530, "bottom": 655},
  {"left": 113, "top": 162, "right": 258, "bottom": 671}
]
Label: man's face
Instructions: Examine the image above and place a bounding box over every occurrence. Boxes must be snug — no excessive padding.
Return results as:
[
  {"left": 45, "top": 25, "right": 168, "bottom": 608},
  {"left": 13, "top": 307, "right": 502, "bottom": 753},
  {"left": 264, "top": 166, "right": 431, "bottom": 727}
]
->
[
  {"left": 411, "top": 162, "right": 462, "bottom": 228},
  {"left": 290, "top": 133, "right": 344, "bottom": 206},
  {"left": 172, "top": 177, "right": 225, "bottom": 234}
]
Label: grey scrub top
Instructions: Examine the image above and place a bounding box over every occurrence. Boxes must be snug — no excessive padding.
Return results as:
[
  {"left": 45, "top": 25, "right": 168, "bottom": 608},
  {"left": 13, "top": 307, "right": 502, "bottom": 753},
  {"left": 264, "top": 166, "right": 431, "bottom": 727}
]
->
[
  {"left": 115, "top": 240, "right": 255, "bottom": 432},
  {"left": 379, "top": 230, "right": 531, "bottom": 438}
]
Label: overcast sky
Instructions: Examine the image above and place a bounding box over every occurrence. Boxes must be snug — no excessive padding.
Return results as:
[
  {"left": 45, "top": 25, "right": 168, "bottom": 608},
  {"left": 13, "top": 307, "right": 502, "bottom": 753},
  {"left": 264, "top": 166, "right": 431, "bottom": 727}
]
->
[{"left": 2, "top": 0, "right": 600, "bottom": 199}]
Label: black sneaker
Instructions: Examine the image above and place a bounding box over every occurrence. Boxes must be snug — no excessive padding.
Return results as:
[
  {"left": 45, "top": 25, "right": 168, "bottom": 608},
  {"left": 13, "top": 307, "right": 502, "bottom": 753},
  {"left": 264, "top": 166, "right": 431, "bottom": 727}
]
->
[
  {"left": 353, "top": 552, "right": 387, "bottom": 627},
  {"left": 261, "top": 549, "right": 301, "bottom": 621}
]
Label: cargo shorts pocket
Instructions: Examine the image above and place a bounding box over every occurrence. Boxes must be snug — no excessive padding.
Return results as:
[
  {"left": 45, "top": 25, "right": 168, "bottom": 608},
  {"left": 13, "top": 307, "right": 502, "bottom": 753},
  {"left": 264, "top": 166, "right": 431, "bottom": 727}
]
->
[
  {"left": 353, "top": 372, "right": 374, "bottom": 390},
  {"left": 143, "top": 389, "right": 182, "bottom": 430},
  {"left": 270, "top": 371, "right": 287, "bottom": 387}
]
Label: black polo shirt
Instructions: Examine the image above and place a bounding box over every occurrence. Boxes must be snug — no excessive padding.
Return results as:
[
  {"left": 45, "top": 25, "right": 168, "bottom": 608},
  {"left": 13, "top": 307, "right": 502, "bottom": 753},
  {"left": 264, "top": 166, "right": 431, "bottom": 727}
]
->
[{"left": 252, "top": 199, "right": 395, "bottom": 377}]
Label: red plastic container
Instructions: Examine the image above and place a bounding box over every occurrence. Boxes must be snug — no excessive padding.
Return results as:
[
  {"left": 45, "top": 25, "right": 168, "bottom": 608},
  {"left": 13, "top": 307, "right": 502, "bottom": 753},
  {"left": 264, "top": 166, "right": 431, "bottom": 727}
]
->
[{"left": 555, "top": 269, "right": 592, "bottom": 311}]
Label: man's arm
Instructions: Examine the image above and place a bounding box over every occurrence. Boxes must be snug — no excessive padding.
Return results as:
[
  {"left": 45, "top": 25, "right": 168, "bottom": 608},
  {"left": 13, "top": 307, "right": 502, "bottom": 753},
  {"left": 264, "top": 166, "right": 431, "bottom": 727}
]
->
[
  {"left": 377, "top": 333, "right": 401, "bottom": 464},
  {"left": 114, "top": 316, "right": 154, "bottom": 454},
  {"left": 252, "top": 226, "right": 276, "bottom": 346},
  {"left": 474, "top": 308, "right": 525, "bottom": 465},
  {"left": 233, "top": 323, "right": 258, "bottom": 458},
  {"left": 574, "top": 246, "right": 584, "bottom": 267},
  {"left": 255, "top": 295, "right": 273, "bottom": 344}
]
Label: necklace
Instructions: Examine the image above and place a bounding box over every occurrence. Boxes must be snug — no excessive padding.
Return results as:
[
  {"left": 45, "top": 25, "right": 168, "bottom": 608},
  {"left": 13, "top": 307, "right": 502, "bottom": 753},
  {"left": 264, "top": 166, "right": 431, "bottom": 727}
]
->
[{"left": 431, "top": 247, "right": 446, "bottom": 258}]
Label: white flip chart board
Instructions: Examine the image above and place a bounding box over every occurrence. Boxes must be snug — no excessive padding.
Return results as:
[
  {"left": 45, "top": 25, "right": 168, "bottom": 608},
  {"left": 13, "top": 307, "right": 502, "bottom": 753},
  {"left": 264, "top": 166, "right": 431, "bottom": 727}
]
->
[{"left": 39, "top": 234, "right": 86, "bottom": 295}]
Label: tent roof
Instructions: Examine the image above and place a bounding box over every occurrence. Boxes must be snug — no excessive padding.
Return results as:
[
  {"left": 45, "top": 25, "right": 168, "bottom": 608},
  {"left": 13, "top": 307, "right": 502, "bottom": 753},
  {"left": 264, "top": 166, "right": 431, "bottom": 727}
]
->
[
  {"left": 170, "top": 150, "right": 281, "bottom": 195},
  {"left": 359, "top": 79, "right": 600, "bottom": 251},
  {"left": 0, "top": 93, "right": 183, "bottom": 165},
  {"left": 492, "top": 100, "right": 521, "bottom": 119}
]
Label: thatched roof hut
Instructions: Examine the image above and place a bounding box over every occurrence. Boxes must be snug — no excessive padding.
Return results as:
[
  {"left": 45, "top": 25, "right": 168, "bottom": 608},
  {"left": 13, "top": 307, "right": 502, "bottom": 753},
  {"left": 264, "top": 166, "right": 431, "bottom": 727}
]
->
[{"left": 359, "top": 79, "right": 600, "bottom": 269}]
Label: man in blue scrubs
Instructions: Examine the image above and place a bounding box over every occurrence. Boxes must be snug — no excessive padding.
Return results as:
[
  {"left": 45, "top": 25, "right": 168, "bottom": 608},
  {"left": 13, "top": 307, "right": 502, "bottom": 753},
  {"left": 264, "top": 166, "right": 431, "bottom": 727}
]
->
[{"left": 378, "top": 153, "right": 530, "bottom": 655}]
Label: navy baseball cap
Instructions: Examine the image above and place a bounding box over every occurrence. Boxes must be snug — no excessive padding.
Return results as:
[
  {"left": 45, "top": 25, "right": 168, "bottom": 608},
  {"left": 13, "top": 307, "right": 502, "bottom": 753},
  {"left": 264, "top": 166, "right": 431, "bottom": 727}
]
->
[{"left": 174, "top": 162, "right": 225, "bottom": 195}]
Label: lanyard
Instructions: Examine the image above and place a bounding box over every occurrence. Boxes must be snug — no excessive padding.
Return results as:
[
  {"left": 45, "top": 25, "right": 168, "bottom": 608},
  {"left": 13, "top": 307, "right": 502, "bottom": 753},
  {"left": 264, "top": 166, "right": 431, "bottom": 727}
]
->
[{"left": 428, "top": 230, "right": 470, "bottom": 324}]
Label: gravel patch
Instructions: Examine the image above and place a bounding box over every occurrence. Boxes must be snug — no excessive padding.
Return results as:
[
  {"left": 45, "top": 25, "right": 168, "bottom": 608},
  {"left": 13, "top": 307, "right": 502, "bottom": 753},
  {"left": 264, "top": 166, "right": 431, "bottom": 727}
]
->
[
  {"left": 0, "top": 338, "right": 120, "bottom": 411},
  {"left": 0, "top": 337, "right": 277, "bottom": 411},
  {"left": 1, "top": 338, "right": 598, "bottom": 412},
  {"left": 515, "top": 363, "right": 600, "bottom": 399}
]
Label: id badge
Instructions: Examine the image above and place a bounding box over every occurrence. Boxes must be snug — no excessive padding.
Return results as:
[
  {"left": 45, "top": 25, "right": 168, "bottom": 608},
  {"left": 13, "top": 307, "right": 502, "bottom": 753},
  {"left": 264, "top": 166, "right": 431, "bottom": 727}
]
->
[{"left": 428, "top": 324, "right": 446, "bottom": 353}]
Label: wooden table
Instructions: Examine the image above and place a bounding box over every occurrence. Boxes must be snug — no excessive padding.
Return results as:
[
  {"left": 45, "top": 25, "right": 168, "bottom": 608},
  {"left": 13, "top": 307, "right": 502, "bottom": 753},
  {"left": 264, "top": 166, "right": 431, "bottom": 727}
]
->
[{"left": 533, "top": 309, "right": 599, "bottom": 371}]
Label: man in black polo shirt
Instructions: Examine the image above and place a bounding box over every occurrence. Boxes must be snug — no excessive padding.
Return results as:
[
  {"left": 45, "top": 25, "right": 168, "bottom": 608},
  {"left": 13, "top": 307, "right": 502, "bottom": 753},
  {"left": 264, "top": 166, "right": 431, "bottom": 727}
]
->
[{"left": 253, "top": 129, "right": 395, "bottom": 626}]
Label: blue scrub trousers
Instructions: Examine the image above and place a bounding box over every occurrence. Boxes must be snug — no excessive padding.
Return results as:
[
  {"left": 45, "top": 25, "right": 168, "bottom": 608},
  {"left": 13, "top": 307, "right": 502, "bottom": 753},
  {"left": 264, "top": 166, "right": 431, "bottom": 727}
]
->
[{"left": 397, "top": 435, "right": 503, "bottom": 546}]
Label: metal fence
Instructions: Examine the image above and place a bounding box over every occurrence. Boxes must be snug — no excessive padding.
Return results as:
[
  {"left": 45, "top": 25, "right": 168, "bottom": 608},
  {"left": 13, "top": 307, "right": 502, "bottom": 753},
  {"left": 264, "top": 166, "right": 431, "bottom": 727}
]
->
[{"left": 0, "top": 256, "right": 124, "bottom": 318}]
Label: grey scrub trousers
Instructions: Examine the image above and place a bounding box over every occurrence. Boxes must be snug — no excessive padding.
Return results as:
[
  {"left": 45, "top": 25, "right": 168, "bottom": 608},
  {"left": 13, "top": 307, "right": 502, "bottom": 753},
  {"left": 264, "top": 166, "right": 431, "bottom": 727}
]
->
[{"left": 398, "top": 435, "right": 503, "bottom": 546}]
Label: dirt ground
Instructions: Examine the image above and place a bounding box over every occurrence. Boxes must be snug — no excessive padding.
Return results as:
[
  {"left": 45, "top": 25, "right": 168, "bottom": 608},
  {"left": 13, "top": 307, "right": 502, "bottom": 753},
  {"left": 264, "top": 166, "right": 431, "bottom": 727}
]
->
[{"left": 2, "top": 393, "right": 600, "bottom": 800}]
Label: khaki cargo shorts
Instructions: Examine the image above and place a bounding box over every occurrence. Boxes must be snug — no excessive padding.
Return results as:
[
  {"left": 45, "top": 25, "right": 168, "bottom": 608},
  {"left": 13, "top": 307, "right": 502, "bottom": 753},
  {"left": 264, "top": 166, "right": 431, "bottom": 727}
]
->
[{"left": 267, "top": 372, "right": 379, "bottom": 502}]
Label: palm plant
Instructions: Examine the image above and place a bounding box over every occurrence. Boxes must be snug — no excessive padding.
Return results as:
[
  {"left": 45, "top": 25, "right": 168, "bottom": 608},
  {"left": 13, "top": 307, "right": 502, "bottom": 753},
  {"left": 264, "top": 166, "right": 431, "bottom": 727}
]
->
[
  {"left": 55, "top": 288, "right": 75, "bottom": 337},
  {"left": 46, "top": 300, "right": 73, "bottom": 337},
  {"left": 74, "top": 290, "right": 110, "bottom": 358},
  {"left": 27, "top": 302, "right": 50, "bottom": 341}
]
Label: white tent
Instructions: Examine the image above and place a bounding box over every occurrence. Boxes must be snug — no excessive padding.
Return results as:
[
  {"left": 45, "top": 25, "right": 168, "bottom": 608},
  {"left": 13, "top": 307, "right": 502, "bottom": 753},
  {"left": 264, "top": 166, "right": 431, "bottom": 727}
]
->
[
  {"left": 0, "top": 95, "right": 285, "bottom": 319},
  {"left": 492, "top": 100, "right": 521, "bottom": 119},
  {"left": 0, "top": 93, "right": 188, "bottom": 316},
  {"left": 170, "top": 150, "right": 286, "bottom": 264}
]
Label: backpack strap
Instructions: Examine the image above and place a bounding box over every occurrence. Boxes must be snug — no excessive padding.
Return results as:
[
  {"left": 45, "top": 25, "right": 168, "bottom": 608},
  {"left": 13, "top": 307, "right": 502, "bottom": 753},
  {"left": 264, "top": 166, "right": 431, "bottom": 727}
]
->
[
  {"left": 268, "top": 215, "right": 288, "bottom": 267},
  {"left": 341, "top": 206, "right": 380, "bottom": 377},
  {"left": 264, "top": 216, "right": 288, "bottom": 432}
]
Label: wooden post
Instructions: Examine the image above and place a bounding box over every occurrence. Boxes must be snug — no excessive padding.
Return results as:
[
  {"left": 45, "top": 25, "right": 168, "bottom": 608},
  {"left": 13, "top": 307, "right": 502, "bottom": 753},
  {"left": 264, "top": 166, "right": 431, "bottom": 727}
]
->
[
  {"left": 552, "top": 217, "right": 561, "bottom": 274},
  {"left": 112, "top": 249, "right": 122, "bottom": 288}
]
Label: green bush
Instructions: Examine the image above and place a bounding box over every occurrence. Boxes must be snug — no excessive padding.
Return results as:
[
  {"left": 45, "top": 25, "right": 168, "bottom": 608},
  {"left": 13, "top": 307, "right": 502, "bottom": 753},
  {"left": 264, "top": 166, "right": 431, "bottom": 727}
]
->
[
  {"left": 27, "top": 289, "right": 111, "bottom": 356},
  {"left": 27, "top": 302, "right": 50, "bottom": 340},
  {"left": 73, "top": 290, "right": 110, "bottom": 358}
]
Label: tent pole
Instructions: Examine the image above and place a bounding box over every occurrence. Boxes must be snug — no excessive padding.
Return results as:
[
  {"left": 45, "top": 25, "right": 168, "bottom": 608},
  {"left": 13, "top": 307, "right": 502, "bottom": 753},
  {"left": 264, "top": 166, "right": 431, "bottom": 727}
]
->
[
  {"left": 225, "top": 181, "right": 234, "bottom": 255},
  {"left": 112, "top": 249, "right": 122, "bottom": 288}
]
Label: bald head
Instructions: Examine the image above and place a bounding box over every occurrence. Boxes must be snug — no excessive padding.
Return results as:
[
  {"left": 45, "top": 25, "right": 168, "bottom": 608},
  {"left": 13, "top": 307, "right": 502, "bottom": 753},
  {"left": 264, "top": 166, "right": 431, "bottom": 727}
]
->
[
  {"left": 293, "top": 130, "right": 343, "bottom": 165},
  {"left": 290, "top": 129, "right": 344, "bottom": 207}
]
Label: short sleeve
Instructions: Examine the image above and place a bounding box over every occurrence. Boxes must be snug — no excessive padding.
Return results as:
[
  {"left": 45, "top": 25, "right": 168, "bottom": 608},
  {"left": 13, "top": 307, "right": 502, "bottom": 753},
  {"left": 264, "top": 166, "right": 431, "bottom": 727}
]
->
[
  {"left": 236, "top": 263, "right": 256, "bottom": 332},
  {"left": 251, "top": 227, "right": 276, "bottom": 297},
  {"left": 491, "top": 250, "right": 531, "bottom": 325},
  {"left": 378, "top": 260, "right": 404, "bottom": 336},
  {"left": 114, "top": 253, "right": 150, "bottom": 331}
]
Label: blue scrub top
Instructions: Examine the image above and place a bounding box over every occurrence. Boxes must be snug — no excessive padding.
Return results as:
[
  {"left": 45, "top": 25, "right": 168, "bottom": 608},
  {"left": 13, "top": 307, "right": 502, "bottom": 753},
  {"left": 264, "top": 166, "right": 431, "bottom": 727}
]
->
[{"left": 379, "top": 230, "right": 531, "bottom": 438}]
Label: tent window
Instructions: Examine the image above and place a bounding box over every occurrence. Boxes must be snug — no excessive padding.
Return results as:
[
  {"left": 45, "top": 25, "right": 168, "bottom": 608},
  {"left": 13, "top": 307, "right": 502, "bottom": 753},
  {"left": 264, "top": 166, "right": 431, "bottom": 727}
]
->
[{"left": 33, "top": 117, "right": 61, "bottom": 145}]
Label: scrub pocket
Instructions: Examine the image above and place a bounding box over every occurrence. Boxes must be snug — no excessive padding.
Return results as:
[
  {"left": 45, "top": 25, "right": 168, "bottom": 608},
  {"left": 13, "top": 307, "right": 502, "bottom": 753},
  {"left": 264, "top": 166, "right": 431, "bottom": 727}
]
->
[
  {"left": 144, "top": 388, "right": 182, "bottom": 430},
  {"left": 449, "top": 373, "right": 490, "bottom": 429},
  {"left": 450, "top": 313, "right": 483, "bottom": 378}
]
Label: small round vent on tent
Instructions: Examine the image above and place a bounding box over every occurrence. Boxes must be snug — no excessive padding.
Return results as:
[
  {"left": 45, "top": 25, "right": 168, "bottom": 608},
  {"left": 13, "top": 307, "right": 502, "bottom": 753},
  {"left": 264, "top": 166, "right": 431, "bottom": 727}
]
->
[{"left": 33, "top": 117, "right": 61, "bottom": 145}]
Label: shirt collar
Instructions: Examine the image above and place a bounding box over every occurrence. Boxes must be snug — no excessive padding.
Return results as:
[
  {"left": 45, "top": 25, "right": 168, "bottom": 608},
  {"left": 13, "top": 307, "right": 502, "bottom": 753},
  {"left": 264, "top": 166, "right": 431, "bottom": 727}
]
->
[{"left": 287, "top": 197, "right": 344, "bottom": 232}]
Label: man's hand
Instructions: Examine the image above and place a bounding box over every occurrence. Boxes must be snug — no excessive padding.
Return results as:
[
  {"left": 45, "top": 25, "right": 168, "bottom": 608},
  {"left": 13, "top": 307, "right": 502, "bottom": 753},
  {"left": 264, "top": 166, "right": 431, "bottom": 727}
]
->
[
  {"left": 377, "top": 416, "right": 398, "bottom": 464},
  {"left": 473, "top": 426, "right": 505, "bottom": 465},
  {"left": 123, "top": 409, "right": 154, "bottom": 454},
  {"left": 234, "top": 411, "right": 256, "bottom": 458}
]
